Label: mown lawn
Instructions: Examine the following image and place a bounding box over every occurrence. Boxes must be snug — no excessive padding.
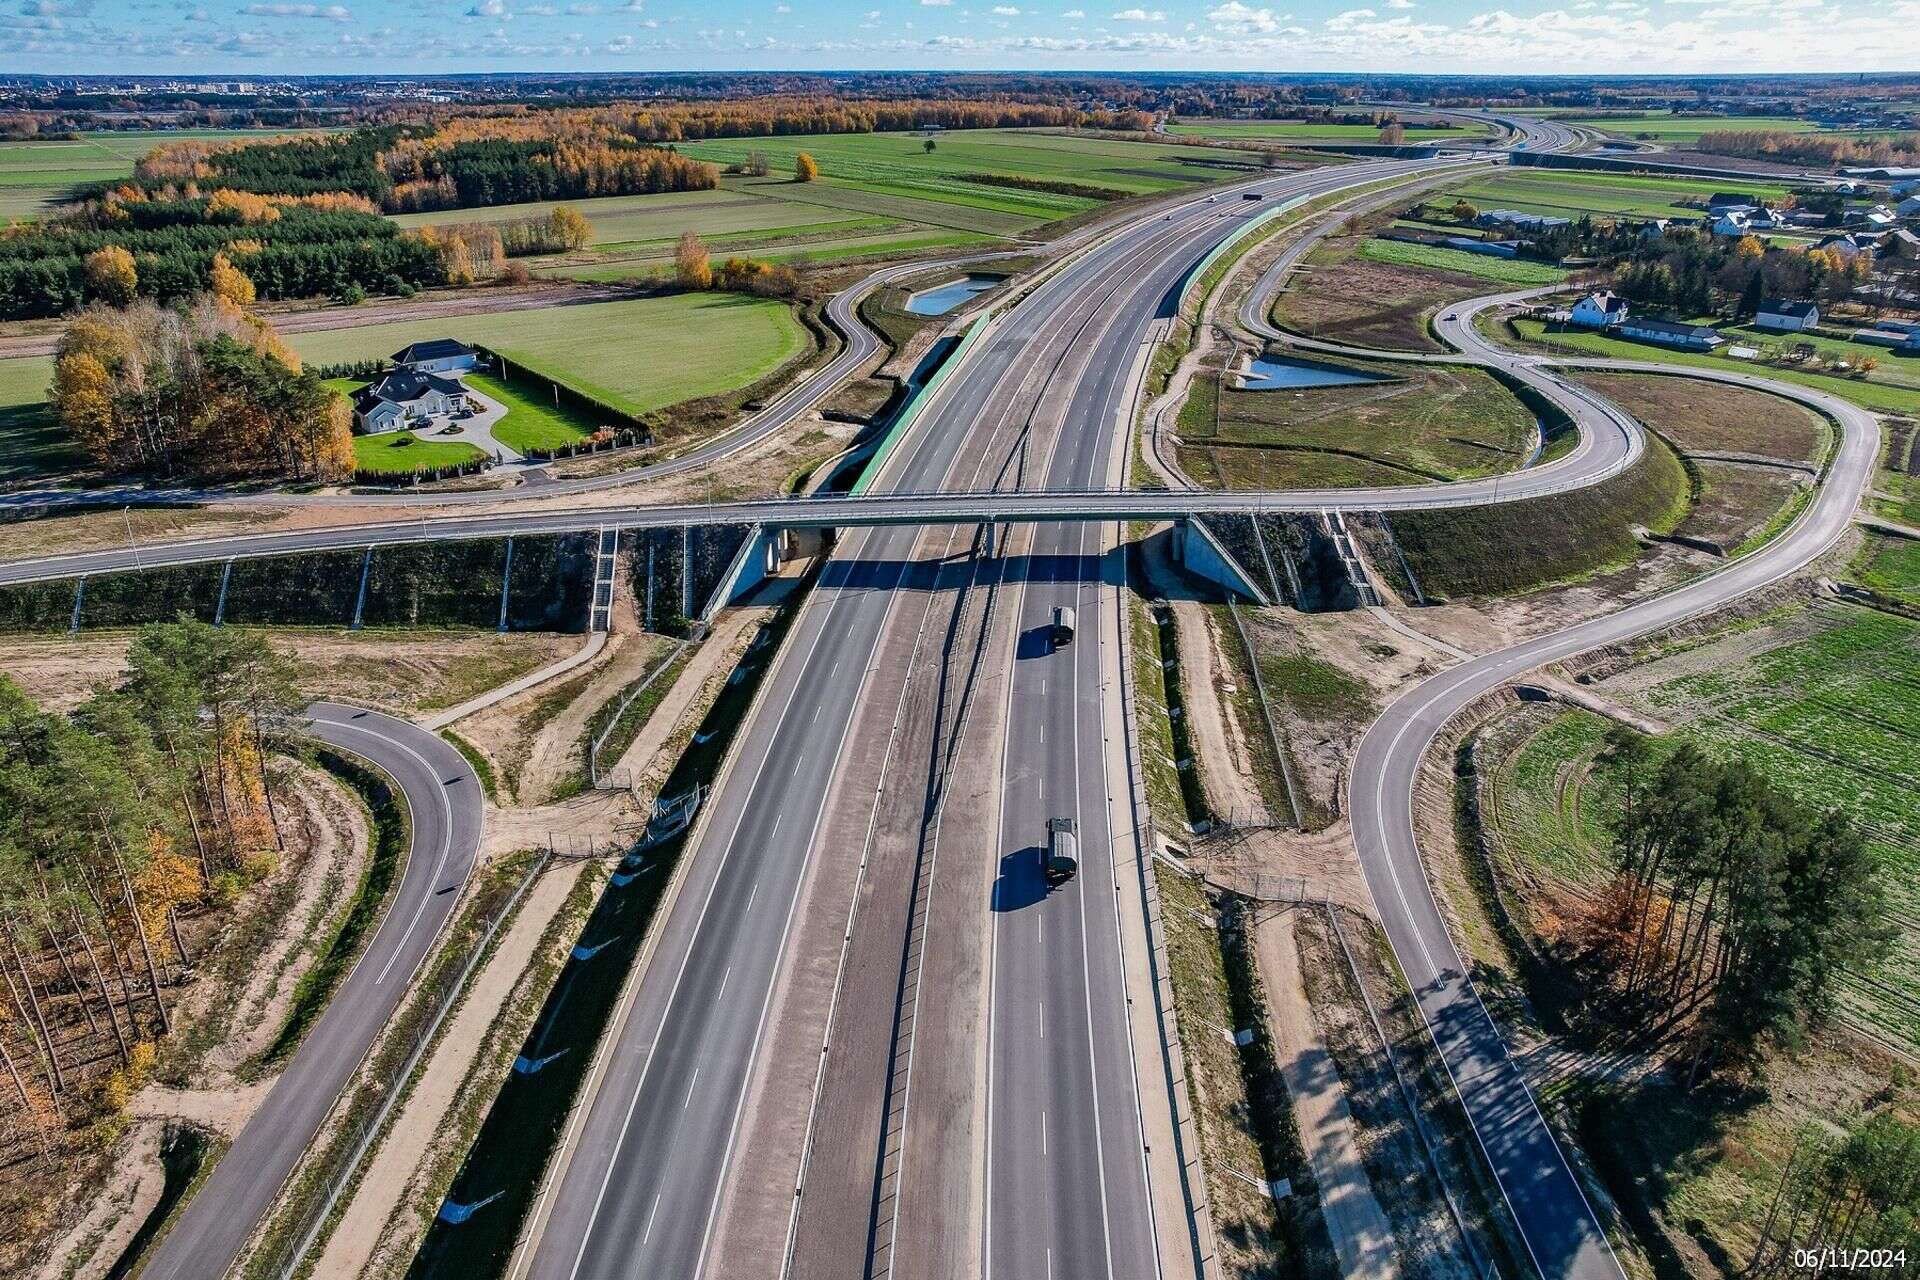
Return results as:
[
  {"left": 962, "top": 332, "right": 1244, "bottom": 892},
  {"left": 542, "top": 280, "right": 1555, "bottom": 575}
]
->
[
  {"left": 1554, "top": 112, "right": 1825, "bottom": 142},
  {"left": 1357, "top": 237, "right": 1569, "bottom": 286},
  {"left": 350, "top": 431, "right": 484, "bottom": 475},
  {"left": 0, "top": 354, "right": 73, "bottom": 487},
  {"left": 465, "top": 371, "right": 600, "bottom": 453},
  {"left": 287, "top": 292, "right": 809, "bottom": 418}
]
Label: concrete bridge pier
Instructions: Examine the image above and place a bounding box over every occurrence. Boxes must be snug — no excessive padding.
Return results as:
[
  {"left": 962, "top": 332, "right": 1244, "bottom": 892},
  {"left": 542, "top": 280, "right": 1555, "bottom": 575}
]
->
[{"left": 1173, "top": 517, "right": 1270, "bottom": 604}]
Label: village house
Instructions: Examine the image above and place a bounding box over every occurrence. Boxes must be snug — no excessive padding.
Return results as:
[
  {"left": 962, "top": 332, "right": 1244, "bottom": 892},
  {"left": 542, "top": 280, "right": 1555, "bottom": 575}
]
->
[
  {"left": 1753, "top": 299, "right": 1820, "bottom": 332},
  {"left": 1569, "top": 290, "right": 1630, "bottom": 328},
  {"left": 1618, "top": 317, "right": 1725, "bottom": 351},
  {"left": 391, "top": 338, "right": 480, "bottom": 376},
  {"left": 352, "top": 369, "right": 470, "bottom": 434}
]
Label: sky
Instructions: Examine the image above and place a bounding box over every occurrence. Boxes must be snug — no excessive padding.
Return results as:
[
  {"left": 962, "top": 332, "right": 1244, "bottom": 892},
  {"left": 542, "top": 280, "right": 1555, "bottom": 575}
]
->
[{"left": 3, "top": 0, "right": 1918, "bottom": 77}]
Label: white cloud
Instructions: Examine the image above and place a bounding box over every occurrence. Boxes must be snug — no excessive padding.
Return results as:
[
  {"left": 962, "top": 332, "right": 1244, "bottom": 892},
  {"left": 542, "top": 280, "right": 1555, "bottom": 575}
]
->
[
  {"left": 1109, "top": 5, "right": 1163, "bottom": 17},
  {"left": 1384, "top": 0, "right": 1414, "bottom": 7},
  {"left": 921, "top": 0, "right": 951, "bottom": 5},
  {"left": 992, "top": 4, "right": 1018, "bottom": 11},
  {"left": 774, "top": 2, "right": 789, "bottom": 10},
  {"left": 464, "top": 0, "right": 503, "bottom": 15},
  {"left": 242, "top": 2, "right": 350, "bottom": 18},
  {"left": 1206, "top": 0, "right": 1285, "bottom": 30},
  {"left": 1062, "top": 6, "right": 1083, "bottom": 12}
]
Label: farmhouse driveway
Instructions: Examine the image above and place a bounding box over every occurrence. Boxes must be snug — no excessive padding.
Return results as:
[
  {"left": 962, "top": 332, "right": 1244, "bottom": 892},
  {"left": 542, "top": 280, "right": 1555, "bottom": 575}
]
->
[{"left": 422, "top": 387, "right": 522, "bottom": 463}]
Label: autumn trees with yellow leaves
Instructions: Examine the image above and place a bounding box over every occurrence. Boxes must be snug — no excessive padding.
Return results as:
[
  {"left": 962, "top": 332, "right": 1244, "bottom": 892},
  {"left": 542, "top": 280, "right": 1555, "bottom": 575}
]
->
[
  {"left": 0, "top": 621, "right": 304, "bottom": 1152},
  {"left": 51, "top": 296, "right": 354, "bottom": 483}
]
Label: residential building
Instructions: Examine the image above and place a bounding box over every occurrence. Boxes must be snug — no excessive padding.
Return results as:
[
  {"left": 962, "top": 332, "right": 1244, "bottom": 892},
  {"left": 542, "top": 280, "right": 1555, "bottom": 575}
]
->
[
  {"left": 1753, "top": 299, "right": 1819, "bottom": 332},
  {"left": 1476, "top": 209, "right": 1570, "bottom": 231},
  {"left": 352, "top": 369, "right": 470, "bottom": 433},
  {"left": 1617, "top": 317, "right": 1725, "bottom": 351},
  {"left": 1707, "top": 191, "right": 1758, "bottom": 209},
  {"left": 391, "top": 338, "right": 479, "bottom": 376},
  {"left": 1569, "top": 290, "right": 1629, "bottom": 328},
  {"left": 1898, "top": 196, "right": 1920, "bottom": 218}
]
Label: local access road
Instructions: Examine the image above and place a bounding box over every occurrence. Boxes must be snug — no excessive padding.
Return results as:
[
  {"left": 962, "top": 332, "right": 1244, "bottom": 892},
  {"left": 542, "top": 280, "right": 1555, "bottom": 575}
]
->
[{"left": 140, "top": 702, "right": 483, "bottom": 1280}]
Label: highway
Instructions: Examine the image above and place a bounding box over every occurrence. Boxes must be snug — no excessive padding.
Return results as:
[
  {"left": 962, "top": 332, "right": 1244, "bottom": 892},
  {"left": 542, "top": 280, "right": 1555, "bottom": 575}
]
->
[
  {"left": 142, "top": 703, "right": 483, "bottom": 1280},
  {"left": 509, "top": 156, "right": 1472, "bottom": 1280}
]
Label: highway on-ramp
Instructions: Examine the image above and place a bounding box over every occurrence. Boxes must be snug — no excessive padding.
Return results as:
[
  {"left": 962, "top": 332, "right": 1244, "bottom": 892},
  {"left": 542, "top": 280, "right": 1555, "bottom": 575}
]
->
[
  {"left": 142, "top": 702, "right": 483, "bottom": 1280},
  {"left": 1232, "top": 235, "right": 1881, "bottom": 1280}
]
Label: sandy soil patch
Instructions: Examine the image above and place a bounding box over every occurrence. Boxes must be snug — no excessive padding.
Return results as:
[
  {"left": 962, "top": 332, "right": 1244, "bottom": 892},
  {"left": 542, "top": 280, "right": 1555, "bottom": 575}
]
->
[
  {"left": 0, "top": 628, "right": 575, "bottom": 717},
  {"left": 28, "top": 1121, "right": 167, "bottom": 1280},
  {"left": 311, "top": 858, "right": 592, "bottom": 1280}
]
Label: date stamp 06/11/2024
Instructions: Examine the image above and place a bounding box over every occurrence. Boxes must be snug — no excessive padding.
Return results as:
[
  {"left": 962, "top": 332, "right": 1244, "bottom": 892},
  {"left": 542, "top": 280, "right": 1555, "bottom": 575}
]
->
[{"left": 1795, "top": 1249, "right": 1910, "bottom": 1272}]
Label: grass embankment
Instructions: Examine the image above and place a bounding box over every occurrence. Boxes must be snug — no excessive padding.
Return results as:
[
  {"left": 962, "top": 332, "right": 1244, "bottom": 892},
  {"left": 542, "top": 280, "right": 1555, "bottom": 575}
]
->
[
  {"left": 1129, "top": 588, "right": 1334, "bottom": 1277},
  {"left": 580, "top": 641, "right": 692, "bottom": 782},
  {"left": 1273, "top": 233, "right": 1501, "bottom": 352},
  {"left": 250, "top": 747, "right": 408, "bottom": 1073},
  {"left": 409, "top": 574, "right": 814, "bottom": 1276},
  {"left": 1387, "top": 431, "right": 1692, "bottom": 598},
  {"left": 1576, "top": 371, "right": 1829, "bottom": 556},
  {"left": 1355, "top": 238, "right": 1570, "bottom": 287},
  {"left": 1180, "top": 361, "right": 1538, "bottom": 490},
  {"left": 1503, "top": 316, "right": 1920, "bottom": 416}
]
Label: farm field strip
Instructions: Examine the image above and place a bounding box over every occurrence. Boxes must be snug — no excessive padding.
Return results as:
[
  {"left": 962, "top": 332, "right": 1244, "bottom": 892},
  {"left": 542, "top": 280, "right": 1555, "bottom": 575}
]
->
[
  {"left": 1490, "top": 602, "right": 1920, "bottom": 1047},
  {"left": 1355, "top": 238, "right": 1569, "bottom": 285},
  {"left": 1166, "top": 120, "right": 1485, "bottom": 140}
]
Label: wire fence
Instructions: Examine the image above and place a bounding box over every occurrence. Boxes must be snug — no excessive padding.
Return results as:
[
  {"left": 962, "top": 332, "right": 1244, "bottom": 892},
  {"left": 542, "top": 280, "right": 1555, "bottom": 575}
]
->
[{"left": 246, "top": 851, "right": 552, "bottom": 1280}]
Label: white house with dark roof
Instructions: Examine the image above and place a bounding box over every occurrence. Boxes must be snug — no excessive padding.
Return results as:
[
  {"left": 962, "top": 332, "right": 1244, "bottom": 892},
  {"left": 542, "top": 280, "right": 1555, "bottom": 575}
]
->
[
  {"left": 391, "top": 338, "right": 479, "bottom": 377},
  {"left": 1754, "top": 299, "right": 1819, "bottom": 332},
  {"left": 1569, "top": 291, "right": 1629, "bottom": 328},
  {"left": 352, "top": 369, "right": 470, "bottom": 434}
]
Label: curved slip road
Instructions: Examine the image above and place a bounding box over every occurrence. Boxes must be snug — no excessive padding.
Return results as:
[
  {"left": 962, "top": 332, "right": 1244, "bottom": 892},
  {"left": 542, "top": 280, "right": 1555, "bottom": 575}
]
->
[
  {"left": 1231, "top": 221, "right": 1881, "bottom": 1280},
  {"left": 141, "top": 702, "right": 483, "bottom": 1280}
]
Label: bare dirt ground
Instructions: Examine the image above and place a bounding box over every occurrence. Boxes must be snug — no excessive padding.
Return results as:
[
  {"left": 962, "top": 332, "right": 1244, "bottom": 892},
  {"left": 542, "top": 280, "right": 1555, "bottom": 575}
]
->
[
  {"left": 312, "top": 858, "right": 593, "bottom": 1280},
  {"left": 609, "top": 606, "right": 766, "bottom": 797},
  {"left": 0, "top": 628, "right": 575, "bottom": 716},
  {"left": 1578, "top": 372, "right": 1828, "bottom": 465},
  {"left": 28, "top": 1121, "right": 166, "bottom": 1280},
  {"left": 1255, "top": 907, "right": 1399, "bottom": 1280}
]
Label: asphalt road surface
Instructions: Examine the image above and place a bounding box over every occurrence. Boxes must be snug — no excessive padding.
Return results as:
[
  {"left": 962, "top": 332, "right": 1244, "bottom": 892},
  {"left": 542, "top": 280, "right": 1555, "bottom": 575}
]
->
[
  {"left": 1234, "top": 255, "right": 1881, "bottom": 1280},
  {"left": 142, "top": 702, "right": 483, "bottom": 1280},
  {"left": 516, "top": 156, "right": 1468, "bottom": 1280}
]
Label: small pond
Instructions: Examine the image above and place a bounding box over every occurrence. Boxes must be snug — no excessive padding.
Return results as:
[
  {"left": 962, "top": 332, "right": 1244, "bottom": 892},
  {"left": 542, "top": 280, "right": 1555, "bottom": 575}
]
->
[
  {"left": 1238, "top": 356, "right": 1391, "bottom": 391},
  {"left": 905, "top": 274, "right": 1001, "bottom": 316}
]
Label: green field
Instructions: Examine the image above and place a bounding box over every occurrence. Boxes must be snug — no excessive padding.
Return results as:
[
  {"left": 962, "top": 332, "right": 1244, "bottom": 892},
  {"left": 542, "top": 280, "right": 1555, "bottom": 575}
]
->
[
  {"left": 465, "top": 371, "right": 599, "bottom": 453},
  {"left": 676, "top": 129, "right": 1270, "bottom": 235},
  {"left": 0, "top": 355, "right": 66, "bottom": 488},
  {"left": 404, "top": 129, "right": 1272, "bottom": 279},
  {"left": 1855, "top": 535, "right": 1920, "bottom": 608},
  {"left": 1167, "top": 119, "right": 1484, "bottom": 141},
  {"left": 1504, "top": 316, "right": 1920, "bottom": 415},
  {"left": 1489, "top": 603, "right": 1920, "bottom": 1047},
  {"left": 287, "top": 293, "right": 809, "bottom": 418},
  {"left": 1356, "top": 238, "right": 1569, "bottom": 286},
  {"left": 350, "top": 430, "right": 484, "bottom": 475},
  {"left": 1558, "top": 112, "right": 1823, "bottom": 143},
  {"left": 1435, "top": 168, "right": 1798, "bottom": 223},
  {"left": 0, "top": 128, "right": 333, "bottom": 219},
  {"left": 1178, "top": 359, "right": 1537, "bottom": 490}
]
